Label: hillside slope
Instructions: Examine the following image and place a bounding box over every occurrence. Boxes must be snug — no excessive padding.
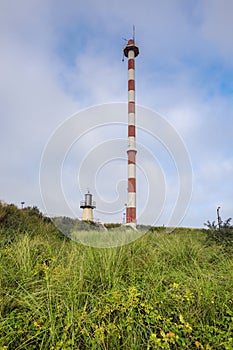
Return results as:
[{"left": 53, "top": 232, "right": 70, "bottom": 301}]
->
[{"left": 0, "top": 202, "right": 233, "bottom": 349}]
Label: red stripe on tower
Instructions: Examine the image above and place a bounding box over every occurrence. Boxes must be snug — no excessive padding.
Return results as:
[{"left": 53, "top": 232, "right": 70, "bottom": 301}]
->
[
  {"left": 123, "top": 38, "right": 139, "bottom": 226},
  {"left": 128, "top": 102, "right": 135, "bottom": 114},
  {"left": 128, "top": 150, "right": 136, "bottom": 164},
  {"left": 128, "top": 178, "right": 136, "bottom": 192},
  {"left": 128, "top": 125, "right": 135, "bottom": 137},
  {"left": 128, "top": 59, "right": 135, "bottom": 70},
  {"left": 128, "top": 80, "right": 135, "bottom": 90}
]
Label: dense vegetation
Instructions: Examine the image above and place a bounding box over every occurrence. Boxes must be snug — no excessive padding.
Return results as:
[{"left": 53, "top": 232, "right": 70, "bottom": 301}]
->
[
  {"left": 205, "top": 216, "right": 233, "bottom": 249},
  {"left": 0, "top": 202, "right": 233, "bottom": 349}
]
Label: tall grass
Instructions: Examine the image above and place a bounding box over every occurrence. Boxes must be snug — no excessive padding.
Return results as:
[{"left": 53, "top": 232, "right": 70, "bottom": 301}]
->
[{"left": 0, "top": 228, "right": 233, "bottom": 349}]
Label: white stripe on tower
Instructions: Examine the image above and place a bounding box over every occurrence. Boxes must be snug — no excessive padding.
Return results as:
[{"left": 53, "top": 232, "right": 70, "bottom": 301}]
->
[{"left": 123, "top": 39, "right": 139, "bottom": 225}]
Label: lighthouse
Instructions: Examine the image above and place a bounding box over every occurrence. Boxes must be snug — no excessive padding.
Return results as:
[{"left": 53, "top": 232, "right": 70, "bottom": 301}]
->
[
  {"left": 80, "top": 191, "right": 96, "bottom": 221},
  {"left": 123, "top": 38, "right": 139, "bottom": 226}
]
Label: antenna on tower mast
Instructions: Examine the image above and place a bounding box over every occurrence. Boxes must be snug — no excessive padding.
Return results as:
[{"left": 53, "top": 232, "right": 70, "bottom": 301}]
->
[{"left": 133, "top": 25, "right": 135, "bottom": 41}]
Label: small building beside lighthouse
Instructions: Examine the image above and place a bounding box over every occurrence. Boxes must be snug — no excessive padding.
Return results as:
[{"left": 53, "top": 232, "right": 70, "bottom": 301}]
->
[{"left": 80, "top": 191, "right": 96, "bottom": 221}]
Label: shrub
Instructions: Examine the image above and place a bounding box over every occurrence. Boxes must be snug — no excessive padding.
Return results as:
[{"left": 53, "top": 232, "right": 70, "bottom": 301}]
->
[{"left": 204, "top": 217, "right": 233, "bottom": 249}]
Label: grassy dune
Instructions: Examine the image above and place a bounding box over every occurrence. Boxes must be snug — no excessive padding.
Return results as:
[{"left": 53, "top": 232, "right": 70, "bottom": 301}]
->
[{"left": 0, "top": 220, "right": 233, "bottom": 349}]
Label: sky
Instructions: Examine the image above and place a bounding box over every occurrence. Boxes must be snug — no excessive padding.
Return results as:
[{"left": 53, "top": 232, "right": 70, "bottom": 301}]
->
[{"left": 1, "top": 0, "right": 233, "bottom": 228}]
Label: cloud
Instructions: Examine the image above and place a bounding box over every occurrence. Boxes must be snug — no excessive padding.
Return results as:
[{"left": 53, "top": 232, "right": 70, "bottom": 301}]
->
[
  {"left": 199, "top": 0, "right": 233, "bottom": 63},
  {"left": 0, "top": 2, "right": 79, "bottom": 207},
  {"left": 0, "top": 0, "right": 232, "bottom": 228},
  {"left": 59, "top": 49, "right": 125, "bottom": 105}
]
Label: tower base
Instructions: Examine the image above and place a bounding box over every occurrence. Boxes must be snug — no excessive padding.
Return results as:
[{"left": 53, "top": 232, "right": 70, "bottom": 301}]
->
[
  {"left": 125, "top": 222, "right": 137, "bottom": 230},
  {"left": 82, "top": 208, "right": 94, "bottom": 221}
]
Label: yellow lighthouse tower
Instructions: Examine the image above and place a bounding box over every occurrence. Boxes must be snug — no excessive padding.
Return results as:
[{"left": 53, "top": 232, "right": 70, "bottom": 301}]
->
[{"left": 80, "top": 191, "right": 96, "bottom": 221}]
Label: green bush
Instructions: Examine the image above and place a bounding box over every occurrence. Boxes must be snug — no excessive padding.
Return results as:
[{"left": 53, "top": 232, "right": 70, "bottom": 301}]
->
[{"left": 205, "top": 217, "right": 233, "bottom": 249}]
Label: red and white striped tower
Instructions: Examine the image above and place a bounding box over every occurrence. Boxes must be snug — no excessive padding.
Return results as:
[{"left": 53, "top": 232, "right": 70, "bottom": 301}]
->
[{"left": 123, "top": 39, "right": 139, "bottom": 226}]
